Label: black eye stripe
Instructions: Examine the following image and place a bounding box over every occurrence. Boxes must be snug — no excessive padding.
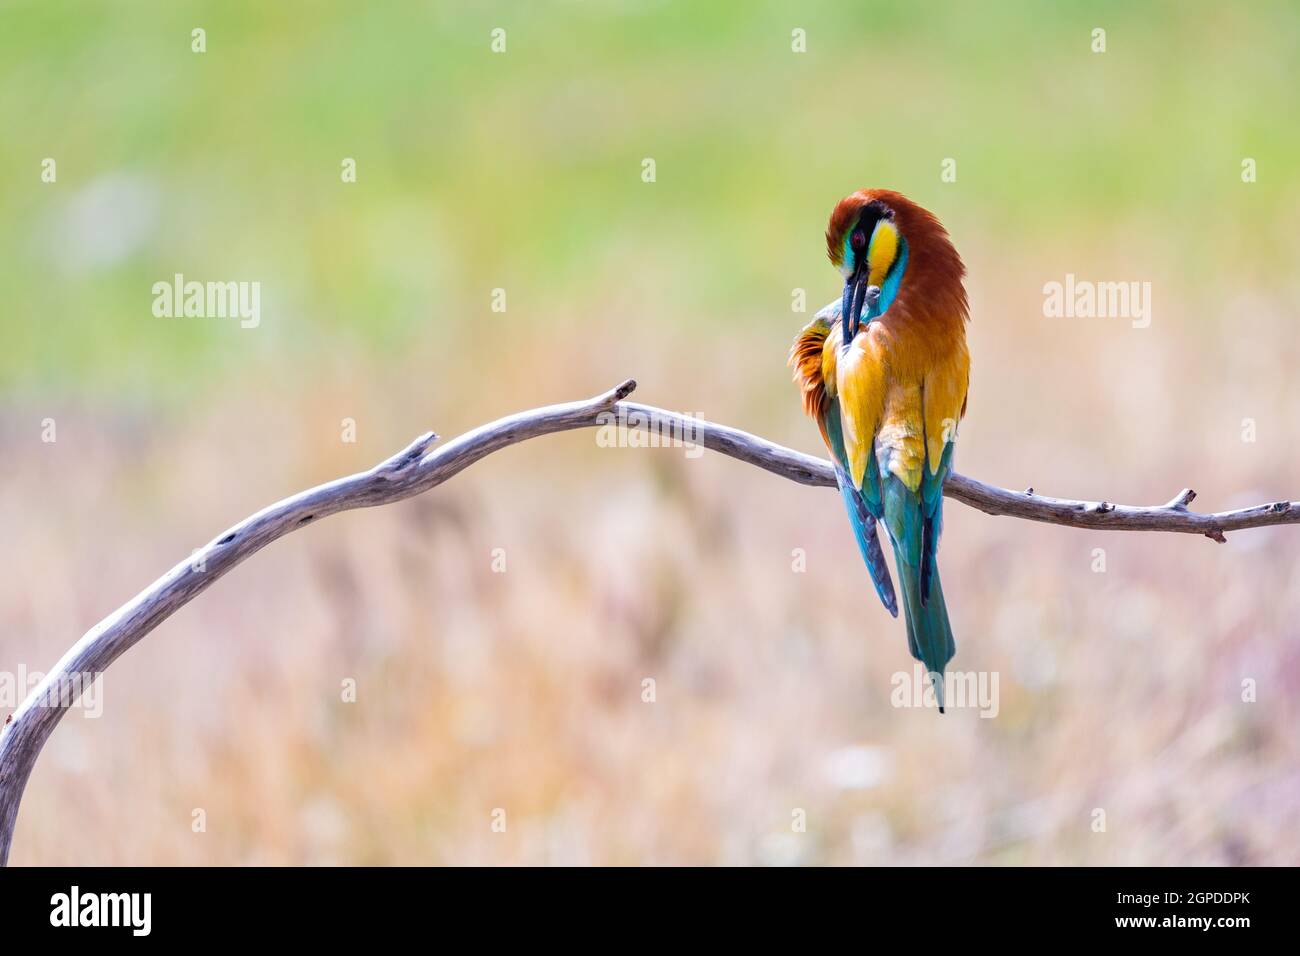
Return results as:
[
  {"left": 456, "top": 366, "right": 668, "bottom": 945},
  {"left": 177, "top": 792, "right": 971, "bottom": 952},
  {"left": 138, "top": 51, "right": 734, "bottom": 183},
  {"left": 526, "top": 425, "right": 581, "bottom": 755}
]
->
[{"left": 852, "top": 201, "right": 889, "bottom": 257}]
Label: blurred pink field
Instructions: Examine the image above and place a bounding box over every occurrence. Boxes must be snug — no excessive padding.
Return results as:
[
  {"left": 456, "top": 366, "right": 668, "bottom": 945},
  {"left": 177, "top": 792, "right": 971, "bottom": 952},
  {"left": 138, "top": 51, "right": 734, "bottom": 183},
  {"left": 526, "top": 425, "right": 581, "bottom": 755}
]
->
[{"left": 3, "top": 237, "right": 1298, "bottom": 865}]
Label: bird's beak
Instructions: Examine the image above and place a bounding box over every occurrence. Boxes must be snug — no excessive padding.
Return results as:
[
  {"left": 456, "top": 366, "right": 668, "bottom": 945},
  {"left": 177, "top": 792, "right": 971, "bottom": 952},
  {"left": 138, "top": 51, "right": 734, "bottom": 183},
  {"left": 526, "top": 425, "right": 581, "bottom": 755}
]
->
[{"left": 840, "top": 261, "right": 881, "bottom": 347}]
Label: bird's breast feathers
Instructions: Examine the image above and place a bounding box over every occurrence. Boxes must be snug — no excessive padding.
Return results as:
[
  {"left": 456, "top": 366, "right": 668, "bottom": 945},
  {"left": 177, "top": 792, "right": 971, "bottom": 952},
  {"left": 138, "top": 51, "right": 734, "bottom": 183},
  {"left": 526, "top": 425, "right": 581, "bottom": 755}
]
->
[
  {"left": 790, "top": 303, "right": 969, "bottom": 495},
  {"left": 830, "top": 312, "right": 968, "bottom": 495}
]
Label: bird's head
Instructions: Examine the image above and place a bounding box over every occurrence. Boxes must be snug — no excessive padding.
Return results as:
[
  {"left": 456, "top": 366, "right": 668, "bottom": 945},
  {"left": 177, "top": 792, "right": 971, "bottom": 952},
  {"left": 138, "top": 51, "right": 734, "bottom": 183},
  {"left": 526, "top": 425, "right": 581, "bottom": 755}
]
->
[{"left": 825, "top": 188, "right": 965, "bottom": 345}]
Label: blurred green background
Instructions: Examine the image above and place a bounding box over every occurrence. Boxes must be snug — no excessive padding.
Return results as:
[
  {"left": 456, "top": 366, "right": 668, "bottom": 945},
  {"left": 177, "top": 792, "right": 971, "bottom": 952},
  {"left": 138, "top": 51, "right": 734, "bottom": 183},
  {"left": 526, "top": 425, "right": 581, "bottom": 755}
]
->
[
  {"left": 4, "top": 0, "right": 1297, "bottom": 396},
  {"left": 1, "top": 1, "right": 1298, "bottom": 864}
]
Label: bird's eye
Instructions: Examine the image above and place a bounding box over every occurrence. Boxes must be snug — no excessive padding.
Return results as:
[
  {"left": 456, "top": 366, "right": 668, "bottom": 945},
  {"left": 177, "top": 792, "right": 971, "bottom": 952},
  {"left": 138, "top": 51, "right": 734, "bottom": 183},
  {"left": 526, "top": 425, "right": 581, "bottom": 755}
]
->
[{"left": 850, "top": 229, "right": 867, "bottom": 251}]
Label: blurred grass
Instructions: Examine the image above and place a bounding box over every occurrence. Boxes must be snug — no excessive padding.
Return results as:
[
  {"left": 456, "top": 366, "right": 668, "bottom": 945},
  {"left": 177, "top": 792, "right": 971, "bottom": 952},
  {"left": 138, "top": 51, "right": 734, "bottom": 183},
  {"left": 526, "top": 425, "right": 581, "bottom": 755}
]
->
[
  {"left": 2, "top": 0, "right": 1298, "bottom": 396},
  {"left": 1, "top": 1, "right": 1299, "bottom": 865}
]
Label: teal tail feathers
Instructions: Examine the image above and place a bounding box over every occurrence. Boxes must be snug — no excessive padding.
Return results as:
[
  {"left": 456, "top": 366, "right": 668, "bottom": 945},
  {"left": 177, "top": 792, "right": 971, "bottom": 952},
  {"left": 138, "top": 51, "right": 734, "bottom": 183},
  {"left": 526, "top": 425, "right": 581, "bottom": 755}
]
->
[
  {"left": 883, "top": 471, "right": 956, "bottom": 713},
  {"left": 894, "top": 557, "right": 956, "bottom": 711}
]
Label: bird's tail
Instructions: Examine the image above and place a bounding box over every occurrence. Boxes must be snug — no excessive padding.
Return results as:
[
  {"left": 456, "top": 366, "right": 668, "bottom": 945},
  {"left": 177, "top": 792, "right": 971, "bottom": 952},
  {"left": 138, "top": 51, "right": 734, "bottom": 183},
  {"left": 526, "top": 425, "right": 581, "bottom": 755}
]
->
[
  {"left": 893, "top": 554, "right": 956, "bottom": 711},
  {"left": 882, "top": 465, "right": 956, "bottom": 712}
]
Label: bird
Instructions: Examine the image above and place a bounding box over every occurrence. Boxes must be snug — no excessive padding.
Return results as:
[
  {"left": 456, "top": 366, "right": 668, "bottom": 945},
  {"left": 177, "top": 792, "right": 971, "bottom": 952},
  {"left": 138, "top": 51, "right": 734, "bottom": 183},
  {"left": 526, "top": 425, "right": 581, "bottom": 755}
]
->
[{"left": 789, "top": 189, "right": 970, "bottom": 711}]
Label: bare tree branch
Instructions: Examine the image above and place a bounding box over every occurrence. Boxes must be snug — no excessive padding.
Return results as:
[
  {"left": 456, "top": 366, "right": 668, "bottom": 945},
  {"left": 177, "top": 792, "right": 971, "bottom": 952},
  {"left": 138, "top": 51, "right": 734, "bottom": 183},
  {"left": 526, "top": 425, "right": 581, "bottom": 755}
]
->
[{"left": 1, "top": 379, "right": 1295, "bottom": 864}]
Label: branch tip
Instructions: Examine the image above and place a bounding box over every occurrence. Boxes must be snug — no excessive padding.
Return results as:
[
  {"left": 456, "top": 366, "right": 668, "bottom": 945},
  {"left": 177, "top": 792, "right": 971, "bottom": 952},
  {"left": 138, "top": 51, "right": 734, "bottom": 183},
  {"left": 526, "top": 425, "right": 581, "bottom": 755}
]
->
[{"left": 378, "top": 431, "right": 440, "bottom": 473}]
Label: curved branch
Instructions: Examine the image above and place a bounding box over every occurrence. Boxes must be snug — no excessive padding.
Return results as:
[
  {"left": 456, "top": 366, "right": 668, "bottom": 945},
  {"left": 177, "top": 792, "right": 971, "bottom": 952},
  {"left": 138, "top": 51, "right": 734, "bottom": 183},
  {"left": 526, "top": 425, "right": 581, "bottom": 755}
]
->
[{"left": 1, "top": 379, "right": 1295, "bottom": 864}]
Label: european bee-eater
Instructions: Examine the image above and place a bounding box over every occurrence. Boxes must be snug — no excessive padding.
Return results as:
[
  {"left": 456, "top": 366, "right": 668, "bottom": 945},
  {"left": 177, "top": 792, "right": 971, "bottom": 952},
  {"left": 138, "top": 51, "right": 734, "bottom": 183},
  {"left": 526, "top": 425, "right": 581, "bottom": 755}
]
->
[{"left": 790, "top": 189, "right": 970, "bottom": 710}]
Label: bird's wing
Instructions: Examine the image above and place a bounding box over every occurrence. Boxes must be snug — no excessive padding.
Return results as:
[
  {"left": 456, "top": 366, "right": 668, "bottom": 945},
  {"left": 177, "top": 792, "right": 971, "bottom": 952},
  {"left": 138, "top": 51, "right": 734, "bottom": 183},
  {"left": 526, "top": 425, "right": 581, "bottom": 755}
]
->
[
  {"left": 790, "top": 310, "right": 897, "bottom": 616},
  {"left": 918, "top": 341, "right": 969, "bottom": 596},
  {"left": 835, "top": 319, "right": 890, "bottom": 501},
  {"left": 922, "top": 342, "right": 970, "bottom": 485}
]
